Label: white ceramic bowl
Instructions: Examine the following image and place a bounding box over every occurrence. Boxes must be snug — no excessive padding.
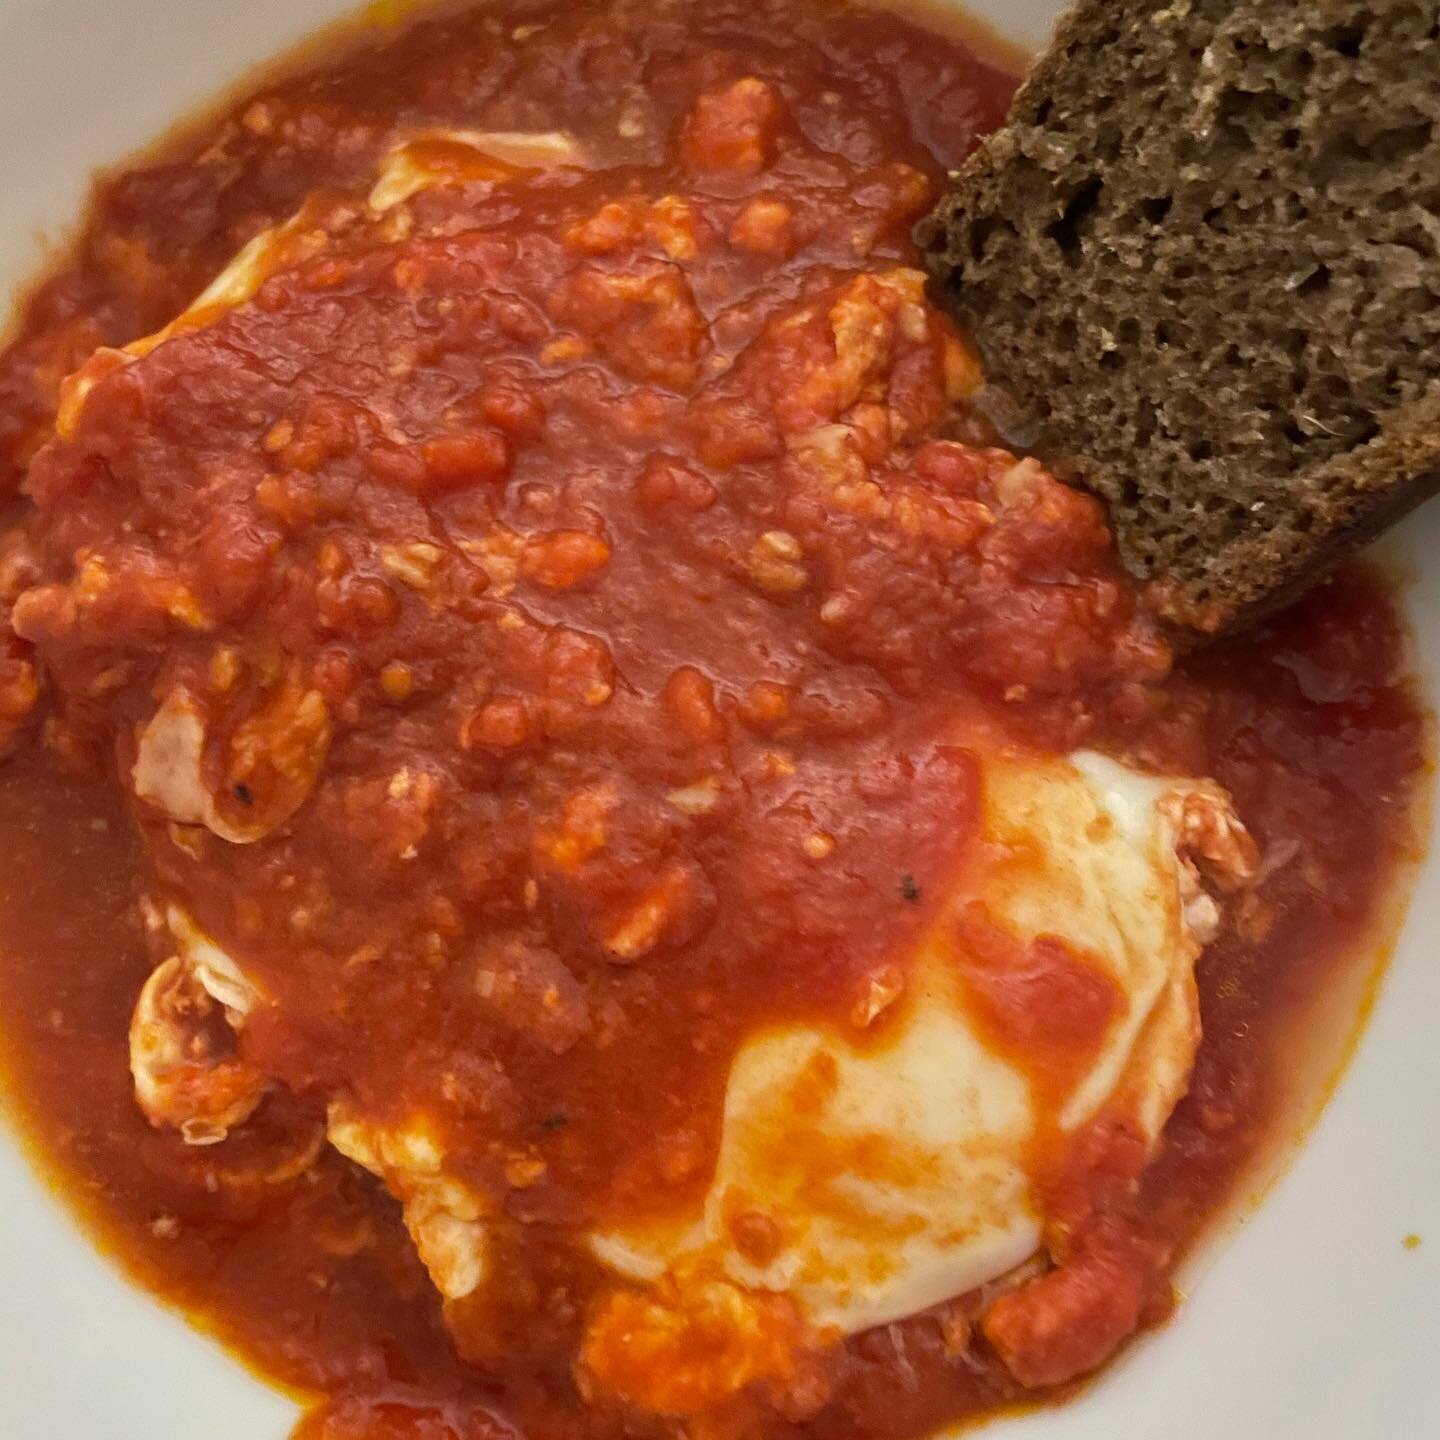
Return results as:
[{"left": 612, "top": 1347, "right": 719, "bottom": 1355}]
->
[{"left": 1, "top": 2, "right": 1436, "bottom": 1436}]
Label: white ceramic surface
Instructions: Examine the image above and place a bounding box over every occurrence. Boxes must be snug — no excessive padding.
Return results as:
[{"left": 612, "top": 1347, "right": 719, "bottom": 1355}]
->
[{"left": 0, "top": 2, "right": 1436, "bottom": 1436}]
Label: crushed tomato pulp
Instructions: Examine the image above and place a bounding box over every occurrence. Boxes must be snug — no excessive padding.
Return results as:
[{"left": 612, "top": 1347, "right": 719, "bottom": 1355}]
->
[{"left": 0, "top": 2, "right": 1428, "bottom": 1439}]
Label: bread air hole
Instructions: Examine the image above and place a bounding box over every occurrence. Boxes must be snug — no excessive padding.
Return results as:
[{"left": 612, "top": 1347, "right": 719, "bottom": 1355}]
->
[{"left": 1044, "top": 177, "right": 1102, "bottom": 259}]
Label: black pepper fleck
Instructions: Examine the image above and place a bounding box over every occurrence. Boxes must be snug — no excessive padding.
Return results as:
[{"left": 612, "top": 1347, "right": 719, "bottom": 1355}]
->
[
  {"left": 233, "top": 783, "right": 254, "bottom": 806},
  {"left": 900, "top": 872, "right": 921, "bottom": 903}
]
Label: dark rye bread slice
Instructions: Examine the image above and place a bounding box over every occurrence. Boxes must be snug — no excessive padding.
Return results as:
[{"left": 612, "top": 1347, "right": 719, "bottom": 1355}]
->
[{"left": 918, "top": 0, "right": 1440, "bottom": 630}]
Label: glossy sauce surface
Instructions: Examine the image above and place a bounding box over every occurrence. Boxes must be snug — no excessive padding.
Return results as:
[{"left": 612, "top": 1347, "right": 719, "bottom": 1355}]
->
[{"left": 0, "top": 3, "right": 1429, "bottom": 1438}]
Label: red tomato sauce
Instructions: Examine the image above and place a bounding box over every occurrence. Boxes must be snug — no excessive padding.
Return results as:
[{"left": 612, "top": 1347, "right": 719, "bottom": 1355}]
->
[
  {"left": 952, "top": 904, "right": 1123, "bottom": 1109},
  {"left": 0, "top": 3, "right": 1428, "bottom": 1438}
]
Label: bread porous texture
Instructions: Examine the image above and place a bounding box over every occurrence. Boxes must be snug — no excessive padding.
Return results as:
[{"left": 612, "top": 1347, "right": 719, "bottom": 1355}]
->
[{"left": 920, "top": 0, "right": 1440, "bottom": 628}]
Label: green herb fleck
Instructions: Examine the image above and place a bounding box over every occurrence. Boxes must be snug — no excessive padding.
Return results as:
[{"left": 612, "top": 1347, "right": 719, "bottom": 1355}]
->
[
  {"left": 900, "top": 872, "right": 921, "bottom": 903},
  {"left": 540, "top": 1111, "right": 570, "bottom": 1131}
]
